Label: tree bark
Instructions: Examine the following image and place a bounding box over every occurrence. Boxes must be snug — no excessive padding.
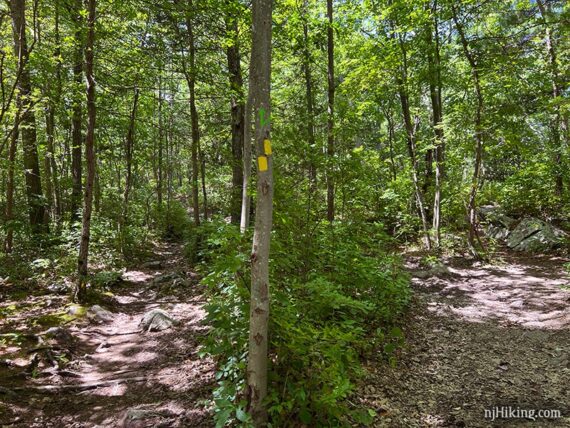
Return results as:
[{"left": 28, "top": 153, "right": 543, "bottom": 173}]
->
[
  {"left": 536, "top": 0, "right": 565, "bottom": 198},
  {"left": 184, "top": 0, "right": 200, "bottom": 226},
  {"left": 326, "top": 0, "right": 335, "bottom": 222},
  {"left": 76, "top": 0, "right": 97, "bottom": 302},
  {"left": 199, "top": 138, "right": 208, "bottom": 220},
  {"left": 226, "top": 4, "right": 245, "bottom": 225},
  {"left": 121, "top": 86, "right": 139, "bottom": 237},
  {"left": 451, "top": 4, "right": 484, "bottom": 258},
  {"left": 426, "top": 0, "right": 444, "bottom": 247},
  {"left": 302, "top": 0, "right": 316, "bottom": 193},
  {"left": 4, "top": 109, "right": 19, "bottom": 253},
  {"left": 157, "top": 77, "right": 164, "bottom": 208},
  {"left": 394, "top": 31, "right": 432, "bottom": 250},
  {"left": 9, "top": 0, "right": 48, "bottom": 233},
  {"left": 70, "top": 0, "right": 84, "bottom": 223},
  {"left": 246, "top": 0, "right": 273, "bottom": 424}
]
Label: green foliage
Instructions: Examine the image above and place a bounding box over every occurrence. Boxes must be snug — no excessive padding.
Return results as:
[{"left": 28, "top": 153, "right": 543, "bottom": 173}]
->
[{"left": 195, "top": 219, "right": 409, "bottom": 425}]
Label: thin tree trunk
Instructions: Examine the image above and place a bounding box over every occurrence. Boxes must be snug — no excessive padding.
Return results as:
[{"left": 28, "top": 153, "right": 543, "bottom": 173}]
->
[
  {"left": 240, "top": 90, "right": 253, "bottom": 233},
  {"left": 427, "top": 0, "right": 444, "bottom": 247},
  {"left": 246, "top": 0, "right": 273, "bottom": 423},
  {"left": 226, "top": 5, "right": 244, "bottom": 225},
  {"left": 70, "top": 0, "right": 84, "bottom": 223},
  {"left": 4, "top": 109, "right": 19, "bottom": 253},
  {"left": 302, "top": 0, "right": 316, "bottom": 193},
  {"left": 185, "top": 0, "right": 200, "bottom": 226},
  {"left": 121, "top": 87, "right": 139, "bottom": 230},
  {"left": 157, "top": 78, "right": 164, "bottom": 208},
  {"left": 45, "top": 97, "right": 61, "bottom": 221},
  {"left": 452, "top": 4, "right": 484, "bottom": 258},
  {"left": 199, "top": 138, "right": 208, "bottom": 220},
  {"left": 394, "top": 31, "right": 432, "bottom": 250},
  {"left": 76, "top": 0, "right": 96, "bottom": 302},
  {"left": 9, "top": 0, "right": 48, "bottom": 234},
  {"left": 536, "top": 0, "right": 564, "bottom": 198},
  {"left": 326, "top": 0, "right": 335, "bottom": 222},
  {"left": 383, "top": 107, "right": 397, "bottom": 181}
]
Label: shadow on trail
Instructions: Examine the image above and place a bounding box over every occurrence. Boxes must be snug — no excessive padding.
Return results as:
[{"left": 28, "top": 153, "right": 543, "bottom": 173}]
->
[
  {"left": 0, "top": 243, "right": 214, "bottom": 428},
  {"left": 363, "top": 251, "right": 570, "bottom": 427}
]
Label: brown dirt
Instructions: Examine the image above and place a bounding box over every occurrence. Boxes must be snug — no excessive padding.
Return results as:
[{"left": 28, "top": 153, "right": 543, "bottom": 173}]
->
[
  {"left": 362, "top": 252, "right": 570, "bottom": 427},
  {"left": 0, "top": 243, "right": 214, "bottom": 427}
]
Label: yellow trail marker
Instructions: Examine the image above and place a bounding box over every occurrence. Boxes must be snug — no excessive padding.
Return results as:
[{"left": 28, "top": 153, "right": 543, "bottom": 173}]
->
[
  {"left": 264, "top": 139, "right": 272, "bottom": 155},
  {"left": 258, "top": 156, "right": 268, "bottom": 172}
]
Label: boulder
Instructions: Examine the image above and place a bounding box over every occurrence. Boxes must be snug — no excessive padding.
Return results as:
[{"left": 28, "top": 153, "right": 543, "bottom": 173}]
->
[
  {"left": 507, "top": 217, "right": 567, "bottom": 252},
  {"left": 87, "top": 305, "right": 114, "bottom": 323},
  {"left": 139, "top": 309, "right": 179, "bottom": 332}
]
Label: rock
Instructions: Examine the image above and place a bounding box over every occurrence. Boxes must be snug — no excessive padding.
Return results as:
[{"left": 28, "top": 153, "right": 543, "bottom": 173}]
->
[
  {"left": 151, "top": 273, "right": 178, "bottom": 285},
  {"left": 139, "top": 309, "right": 179, "bottom": 332},
  {"left": 87, "top": 305, "right": 114, "bottom": 323},
  {"left": 486, "top": 225, "right": 509, "bottom": 240},
  {"left": 44, "top": 327, "right": 75, "bottom": 345},
  {"left": 412, "top": 263, "right": 451, "bottom": 279},
  {"left": 66, "top": 304, "right": 86, "bottom": 317},
  {"left": 143, "top": 261, "right": 162, "bottom": 270},
  {"left": 480, "top": 205, "right": 516, "bottom": 239},
  {"left": 47, "top": 283, "right": 69, "bottom": 295},
  {"left": 506, "top": 217, "right": 567, "bottom": 252}
]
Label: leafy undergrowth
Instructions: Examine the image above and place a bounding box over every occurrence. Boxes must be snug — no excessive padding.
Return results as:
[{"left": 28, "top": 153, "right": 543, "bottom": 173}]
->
[{"left": 189, "top": 218, "right": 410, "bottom": 426}]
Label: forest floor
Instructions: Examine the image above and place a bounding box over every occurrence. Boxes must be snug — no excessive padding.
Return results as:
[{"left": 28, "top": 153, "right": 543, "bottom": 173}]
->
[
  {"left": 0, "top": 242, "right": 215, "bottom": 427},
  {"left": 2, "top": 245, "right": 570, "bottom": 427},
  {"left": 363, "top": 251, "right": 570, "bottom": 427}
]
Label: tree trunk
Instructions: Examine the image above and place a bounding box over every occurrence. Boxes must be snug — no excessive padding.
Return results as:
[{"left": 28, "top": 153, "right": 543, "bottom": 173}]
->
[
  {"left": 536, "top": 0, "right": 565, "bottom": 198},
  {"left": 9, "top": 0, "right": 48, "bottom": 234},
  {"left": 70, "top": 0, "right": 84, "bottom": 223},
  {"left": 452, "top": 4, "right": 484, "bottom": 258},
  {"left": 4, "top": 109, "right": 19, "bottom": 253},
  {"left": 240, "top": 89, "right": 253, "bottom": 233},
  {"left": 122, "top": 87, "right": 140, "bottom": 230},
  {"left": 76, "top": 0, "right": 97, "bottom": 302},
  {"left": 302, "top": 0, "right": 317, "bottom": 193},
  {"left": 426, "top": 0, "right": 444, "bottom": 247},
  {"left": 246, "top": 0, "right": 273, "bottom": 424},
  {"left": 326, "top": 0, "right": 335, "bottom": 222},
  {"left": 394, "top": 31, "right": 432, "bottom": 250},
  {"left": 157, "top": 77, "right": 164, "bottom": 208},
  {"left": 199, "top": 138, "right": 208, "bottom": 220},
  {"left": 185, "top": 0, "right": 200, "bottom": 226},
  {"left": 226, "top": 5, "right": 244, "bottom": 225},
  {"left": 45, "top": 97, "right": 61, "bottom": 221}
]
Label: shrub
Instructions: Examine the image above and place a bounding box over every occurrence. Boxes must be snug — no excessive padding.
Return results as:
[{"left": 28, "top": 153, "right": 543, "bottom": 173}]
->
[{"left": 194, "top": 219, "right": 410, "bottom": 426}]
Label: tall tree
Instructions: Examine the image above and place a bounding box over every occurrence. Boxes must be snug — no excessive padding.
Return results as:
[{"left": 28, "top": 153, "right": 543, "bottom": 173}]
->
[
  {"left": 246, "top": 0, "right": 273, "bottom": 423},
  {"left": 184, "top": 0, "right": 200, "bottom": 226},
  {"left": 326, "top": 0, "right": 335, "bottom": 221},
  {"left": 393, "top": 24, "right": 432, "bottom": 250},
  {"left": 70, "top": 0, "right": 84, "bottom": 223},
  {"left": 426, "top": 0, "right": 444, "bottom": 246},
  {"left": 9, "top": 0, "right": 48, "bottom": 233},
  {"left": 226, "top": 2, "right": 245, "bottom": 225},
  {"left": 301, "top": 0, "right": 317, "bottom": 198},
  {"left": 4, "top": 108, "right": 19, "bottom": 253},
  {"left": 536, "top": 0, "right": 565, "bottom": 198},
  {"left": 76, "top": 0, "right": 97, "bottom": 301},
  {"left": 451, "top": 3, "right": 484, "bottom": 258}
]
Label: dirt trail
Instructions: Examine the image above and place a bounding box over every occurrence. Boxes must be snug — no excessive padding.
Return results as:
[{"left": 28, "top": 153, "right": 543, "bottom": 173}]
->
[
  {"left": 0, "top": 243, "right": 214, "bottom": 427},
  {"left": 364, "top": 253, "right": 570, "bottom": 427}
]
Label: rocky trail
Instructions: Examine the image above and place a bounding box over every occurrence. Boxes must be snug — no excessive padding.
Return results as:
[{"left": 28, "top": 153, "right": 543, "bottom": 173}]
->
[
  {"left": 0, "top": 243, "right": 214, "bottom": 427},
  {"left": 363, "top": 252, "right": 570, "bottom": 427}
]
